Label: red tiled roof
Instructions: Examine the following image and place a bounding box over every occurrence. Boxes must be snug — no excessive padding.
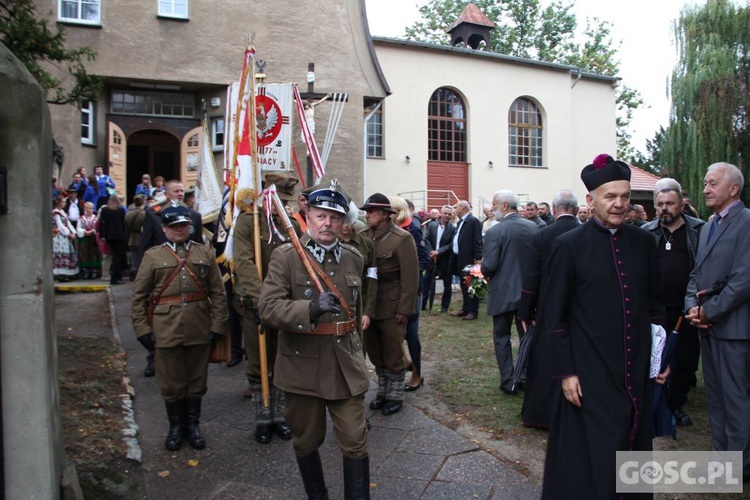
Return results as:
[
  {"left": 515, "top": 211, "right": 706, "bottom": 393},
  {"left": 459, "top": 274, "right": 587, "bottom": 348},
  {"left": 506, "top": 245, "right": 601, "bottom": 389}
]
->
[
  {"left": 448, "top": 2, "right": 495, "bottom": 32},
  {"left": 629, "top": 165, "right": 660, "bottom": 191}
]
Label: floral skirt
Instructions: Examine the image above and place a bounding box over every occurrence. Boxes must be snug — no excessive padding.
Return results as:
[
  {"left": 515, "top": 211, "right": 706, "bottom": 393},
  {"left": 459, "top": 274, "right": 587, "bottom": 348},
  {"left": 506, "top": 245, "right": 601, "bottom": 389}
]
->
[
  {"left": 53, "top": 233, "right": 78, "bottom": 276},
  {"left": 78, "top": 235, "right": 101, "bottom": 269}
]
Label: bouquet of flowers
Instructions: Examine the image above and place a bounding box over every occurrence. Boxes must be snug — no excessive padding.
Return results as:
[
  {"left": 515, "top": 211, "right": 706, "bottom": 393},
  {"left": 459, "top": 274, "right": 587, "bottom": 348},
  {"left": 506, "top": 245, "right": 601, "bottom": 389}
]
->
[{"left": 462, "top": 264, "right": 487, "bottom": 299}]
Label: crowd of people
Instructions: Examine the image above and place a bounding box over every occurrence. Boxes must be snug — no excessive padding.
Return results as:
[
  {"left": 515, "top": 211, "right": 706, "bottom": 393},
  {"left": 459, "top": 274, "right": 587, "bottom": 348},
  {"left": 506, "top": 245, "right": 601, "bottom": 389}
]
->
[{"left": 53, "top": 155, "right": 750, "bottom": 498}]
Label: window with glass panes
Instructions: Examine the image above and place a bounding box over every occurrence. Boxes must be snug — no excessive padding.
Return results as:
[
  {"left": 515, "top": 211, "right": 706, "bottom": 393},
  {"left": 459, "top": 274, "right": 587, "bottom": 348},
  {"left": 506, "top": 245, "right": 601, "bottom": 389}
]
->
[
  {"left": 59, "top": 0, "right": 100, "bottom": 24},
  {"left": 428, "top": 88, "right": 466, "bottom": 162},
  {"left": 110, "top": 91, "right": 196, "bottom": 118},
  {"left": 366, "top": 107, "right": 383, "bottom": 158},
  {"left": 158, "top": 0, "right": 188, "bottom": 18},
  {"left": 508, "top": 98, "right": 543, "bottom": 167},
  {"left": 81, "top": 100, "right": 94, "bottom": 145}
]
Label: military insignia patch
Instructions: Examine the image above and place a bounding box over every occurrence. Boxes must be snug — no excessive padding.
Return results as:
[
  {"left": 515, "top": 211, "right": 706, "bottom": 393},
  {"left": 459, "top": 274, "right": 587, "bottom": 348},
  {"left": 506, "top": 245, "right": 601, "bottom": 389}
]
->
[{"left": 304, "top": 288, "right": 313, "bottom": 298}]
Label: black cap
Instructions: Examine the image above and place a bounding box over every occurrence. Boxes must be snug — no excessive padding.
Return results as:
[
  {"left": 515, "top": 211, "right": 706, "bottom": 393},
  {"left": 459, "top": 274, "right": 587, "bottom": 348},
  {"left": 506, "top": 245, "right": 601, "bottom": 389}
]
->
[
  {"left": 359, "top": 193, "right": 396, "bottom": 214},
  {"left": 581, "top": 154, "right": 631, "bottom": 192},
  {"left": 161, "top": 204, "right": 191, "bottom": 226}
]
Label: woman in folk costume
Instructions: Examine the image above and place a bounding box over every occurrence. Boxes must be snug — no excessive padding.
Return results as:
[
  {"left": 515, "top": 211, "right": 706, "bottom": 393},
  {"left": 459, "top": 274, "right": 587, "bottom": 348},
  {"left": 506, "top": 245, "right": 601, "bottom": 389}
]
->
[
  {"left": 52, "top": 195, "right": 79, "bottom": 281},
  {"left": 76, "top": 201, "right": 102, "bottom": 279}
]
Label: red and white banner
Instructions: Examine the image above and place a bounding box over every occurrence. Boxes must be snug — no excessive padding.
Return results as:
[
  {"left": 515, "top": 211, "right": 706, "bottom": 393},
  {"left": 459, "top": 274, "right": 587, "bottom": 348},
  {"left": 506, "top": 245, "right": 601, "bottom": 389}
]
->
[{"left": 256, "top": 83, "right": 293, "bottom": 172}]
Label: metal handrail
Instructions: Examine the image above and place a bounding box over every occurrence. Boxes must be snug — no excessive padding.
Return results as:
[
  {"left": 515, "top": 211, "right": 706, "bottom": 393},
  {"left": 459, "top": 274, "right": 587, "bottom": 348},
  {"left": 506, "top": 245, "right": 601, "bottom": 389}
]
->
[{"left": 396, "top": 189, "right": 459, "bottom": 211}]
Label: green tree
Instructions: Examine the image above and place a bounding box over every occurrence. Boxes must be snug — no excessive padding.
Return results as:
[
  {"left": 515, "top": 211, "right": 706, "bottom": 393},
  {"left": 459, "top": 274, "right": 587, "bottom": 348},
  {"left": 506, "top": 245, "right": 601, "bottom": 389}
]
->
[
  {"left": 663, "top": 0, "right": 750, "bottom": 215},
  {"left": 632, "top": 126, "right": 667, "bottom": 175},
  {"left": 404, "top": 0, "right": 642, "bottom": 160},
  {"left": 0, "top": 0, "right": 102, "bottom": 105}
]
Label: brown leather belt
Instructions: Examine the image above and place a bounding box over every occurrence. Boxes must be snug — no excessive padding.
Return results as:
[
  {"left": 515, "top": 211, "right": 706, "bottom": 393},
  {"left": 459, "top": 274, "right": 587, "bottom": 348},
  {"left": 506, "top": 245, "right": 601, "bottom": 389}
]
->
[
  {"left": 308, "top": 319, "right": 357, "bottom": 337},
  {"left": 155, "top": 292, "right": 207, "bottom": 305}
]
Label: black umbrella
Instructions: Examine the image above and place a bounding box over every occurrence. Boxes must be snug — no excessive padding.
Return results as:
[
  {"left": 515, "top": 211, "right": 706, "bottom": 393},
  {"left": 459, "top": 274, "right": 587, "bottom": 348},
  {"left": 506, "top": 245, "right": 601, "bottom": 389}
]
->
[
  {"left": 511, "top": 324, "right": 535, "bottom": 392},
  {"left": 651, "top": 317, "right": 682, "bottom": 439}
]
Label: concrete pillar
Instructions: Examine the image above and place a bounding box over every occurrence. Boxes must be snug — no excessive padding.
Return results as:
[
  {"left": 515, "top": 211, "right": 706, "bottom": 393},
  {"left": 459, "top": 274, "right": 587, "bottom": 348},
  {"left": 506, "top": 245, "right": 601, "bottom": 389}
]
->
[{"left": 0, "top": 43, "right": 61, "bottom": 499}]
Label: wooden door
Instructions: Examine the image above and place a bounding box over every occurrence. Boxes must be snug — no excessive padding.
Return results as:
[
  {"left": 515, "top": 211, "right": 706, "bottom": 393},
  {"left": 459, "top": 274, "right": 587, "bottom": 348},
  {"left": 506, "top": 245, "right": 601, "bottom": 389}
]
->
[
  {"left": 108, "top": 122, "right": 127, "bottom": 199},
  {"left": 180, "top": 126, "right": 201, "bottom": 189},
  {"left": 427, "top": 161, "right": 467, "bottom": 209}
]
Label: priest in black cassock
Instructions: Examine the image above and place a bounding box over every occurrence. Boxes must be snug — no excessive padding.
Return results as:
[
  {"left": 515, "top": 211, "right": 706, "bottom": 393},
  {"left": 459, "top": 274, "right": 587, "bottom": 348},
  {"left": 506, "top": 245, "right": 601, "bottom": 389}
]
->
[{"left": 541, "top": 154, "right": 666, "bottom": 499}]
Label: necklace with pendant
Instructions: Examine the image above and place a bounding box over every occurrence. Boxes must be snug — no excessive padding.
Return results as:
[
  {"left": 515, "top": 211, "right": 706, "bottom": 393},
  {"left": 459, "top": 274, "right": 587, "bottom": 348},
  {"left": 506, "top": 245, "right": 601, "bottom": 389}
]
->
[{"left": 661, "top": 227, "right": 673, "bottom": 251}]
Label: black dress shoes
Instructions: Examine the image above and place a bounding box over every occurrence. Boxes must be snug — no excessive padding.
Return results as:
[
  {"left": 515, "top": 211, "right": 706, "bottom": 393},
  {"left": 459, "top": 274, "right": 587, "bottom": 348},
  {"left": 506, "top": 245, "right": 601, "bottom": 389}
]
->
[
  {"left": 369, "top": 396, "right": 386, "bottom": 410},
  {"left": 673, "top": 409, "right": 693, "bottom": 426},
  {"left": 450, "top": 309, "right": 468, "bottom": 317},
  {"left": 500, "top": 387, "right": 518, "bottom": 396},
  {"left": 274, "top": 422, "right": 292, "bottom": 440},
  {"left": 110, "top": 279, "right": 124, "bottom": 285},
  {"left": 255, "top": 424, "right": 273, "bottom": 444},
  {"left": 462, "top": 312, "right": 477, "bottom": 321},
  {"left": 382, "top": 400, "right": 402, "bottom": 416}
]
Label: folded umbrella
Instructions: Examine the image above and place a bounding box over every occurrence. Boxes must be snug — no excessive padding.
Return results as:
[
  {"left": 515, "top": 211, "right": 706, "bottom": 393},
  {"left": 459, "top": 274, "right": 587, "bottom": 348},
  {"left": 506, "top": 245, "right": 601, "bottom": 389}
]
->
[
  {"left": 651, "top": 317, "right": 682, "bottom": 439},
  {"left": 511, "top": 324, "right": 535, "bottom": 393}
]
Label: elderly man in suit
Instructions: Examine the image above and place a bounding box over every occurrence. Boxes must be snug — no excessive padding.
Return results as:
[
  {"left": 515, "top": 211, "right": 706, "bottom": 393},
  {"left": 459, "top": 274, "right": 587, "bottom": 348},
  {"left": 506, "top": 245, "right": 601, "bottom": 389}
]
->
[
  {"left": 517, "top": 190, "right": 581, "bottom": 425},
  {"left": 686, "top": 162, "right": 750, "bottom": 480},
  {"left": 450, "top": 200, "right": 483, "bottom": 320},
  {"left": 422, "top": 205, "right": 456, "bottom": 313},
  {"left": 481, "top": 190, "right": 537, "bottom": 395}
]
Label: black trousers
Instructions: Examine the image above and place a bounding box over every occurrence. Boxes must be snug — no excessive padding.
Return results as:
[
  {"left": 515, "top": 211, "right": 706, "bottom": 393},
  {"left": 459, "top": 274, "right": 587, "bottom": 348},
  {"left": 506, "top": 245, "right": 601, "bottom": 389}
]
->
[
  {"left": 422, "top": 266, "right": 452, "bottom": 312},
  {"left": 108, "top": 239, "right": 127, "bottom": 281},
  {"left": 665, "top": 308, "right": 700, "bottom": 410}
]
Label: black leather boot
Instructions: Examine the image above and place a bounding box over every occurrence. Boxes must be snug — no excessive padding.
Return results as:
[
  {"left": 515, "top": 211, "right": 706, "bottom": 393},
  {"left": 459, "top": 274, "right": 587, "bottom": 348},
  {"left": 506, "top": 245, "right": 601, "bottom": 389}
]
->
[
  {"left": 343, "top": 455, "right": 371, "bottom": 500},
  {"left": 164, "top": 400, "right": 184, "bottom": 451},
  {"left": 296, "top": 450, "right": 329, "bottom": 500},
  {"left": 184, "top": 398, "right": 206, "bottom": 450}
]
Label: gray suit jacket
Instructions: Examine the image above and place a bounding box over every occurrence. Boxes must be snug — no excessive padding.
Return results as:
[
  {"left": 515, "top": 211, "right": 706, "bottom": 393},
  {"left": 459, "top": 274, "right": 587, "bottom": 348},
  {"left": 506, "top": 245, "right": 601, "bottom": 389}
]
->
[
  {"left": 481, "top": 212, "right": 537, "bottom": 316},
  {"left": 685, "top": 201, "right": 750, "bottom": 340}
]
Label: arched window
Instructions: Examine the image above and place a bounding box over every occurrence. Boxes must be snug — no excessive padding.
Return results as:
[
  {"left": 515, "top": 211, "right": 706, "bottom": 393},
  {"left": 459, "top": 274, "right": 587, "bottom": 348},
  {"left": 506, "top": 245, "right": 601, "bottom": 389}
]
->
[
  {"left": 428, "top": 88, "right": 467, "bottom": 162},
  {"left": 508, "top": 98, "right": 542, "bottom": 167}
]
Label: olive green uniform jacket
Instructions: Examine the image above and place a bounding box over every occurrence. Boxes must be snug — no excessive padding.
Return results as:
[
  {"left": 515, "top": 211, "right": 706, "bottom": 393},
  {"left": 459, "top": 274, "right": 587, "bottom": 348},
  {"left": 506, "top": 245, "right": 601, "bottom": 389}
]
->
[
  {"left": 131, "top": 241, "right": 228, "bottom": 346},
  {"left": 259, "top": 236, "right": 369, "bottom": 400},
  {"left": 363, "top": 221, "right": 419, "bottom": 320},
  {"left": 232, "top": 210, "right": 300, "bottom": 312},
  {"left": 343, "top": 230, "right": 378, "bottom": 319}
]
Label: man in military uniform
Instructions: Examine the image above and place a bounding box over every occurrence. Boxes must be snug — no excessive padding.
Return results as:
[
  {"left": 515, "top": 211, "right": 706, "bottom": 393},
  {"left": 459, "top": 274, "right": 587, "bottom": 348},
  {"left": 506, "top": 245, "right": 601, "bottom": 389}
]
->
[
  {"left": 360, "top": 193, "right": 419, "bottom": 416},
  {"left": 135, "top": 179, "right": 203, "bottom": 377},
  {"left": 232, "top": 173, "right": 300, "bottom": 444},
  {"left": 260, "top": 180, "right": 370, "bottom": 499},
  {"left": 131, "top": 204, "right": 228, "bottom": 451}
]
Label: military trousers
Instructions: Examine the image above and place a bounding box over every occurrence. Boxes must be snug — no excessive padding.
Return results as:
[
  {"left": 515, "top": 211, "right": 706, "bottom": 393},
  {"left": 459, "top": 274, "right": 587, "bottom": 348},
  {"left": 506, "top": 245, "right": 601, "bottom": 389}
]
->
[
  {"left": 365, "top": 317, "right": 407, "bottom": 372},
  {"left": 155, "top": 343, "right": 211, "bottom": 402},
  {"left": 284, "top": 392, "right": 368, "bottom": 459},
  {"left": 238, "top": 314, "right": 278, "bottom": 385}
]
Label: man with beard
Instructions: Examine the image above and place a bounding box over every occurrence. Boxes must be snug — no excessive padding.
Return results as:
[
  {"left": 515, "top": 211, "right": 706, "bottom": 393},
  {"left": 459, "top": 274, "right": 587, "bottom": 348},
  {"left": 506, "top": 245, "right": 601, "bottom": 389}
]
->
[
  {"left": 541, "top": 154, "right": 665, "bottom": 499},
  {"left": 642, "top": 178, "right": 704, "bottom": 426}
]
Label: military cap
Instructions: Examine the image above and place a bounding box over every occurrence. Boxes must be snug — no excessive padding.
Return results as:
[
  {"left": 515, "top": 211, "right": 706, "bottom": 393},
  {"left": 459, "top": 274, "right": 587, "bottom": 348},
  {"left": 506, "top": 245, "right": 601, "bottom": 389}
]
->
[
  {"left": 161, "top": 203, "right": 191, "bottom": 226},
  {"left": 359, "top": 192, "right": 396, "bottom": 214},
  {"left": 308, "top": 179, "right": 350, "bottom": 215},
  {"left": 264, "top": 172, "right": 299, "bottom": 201}
]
